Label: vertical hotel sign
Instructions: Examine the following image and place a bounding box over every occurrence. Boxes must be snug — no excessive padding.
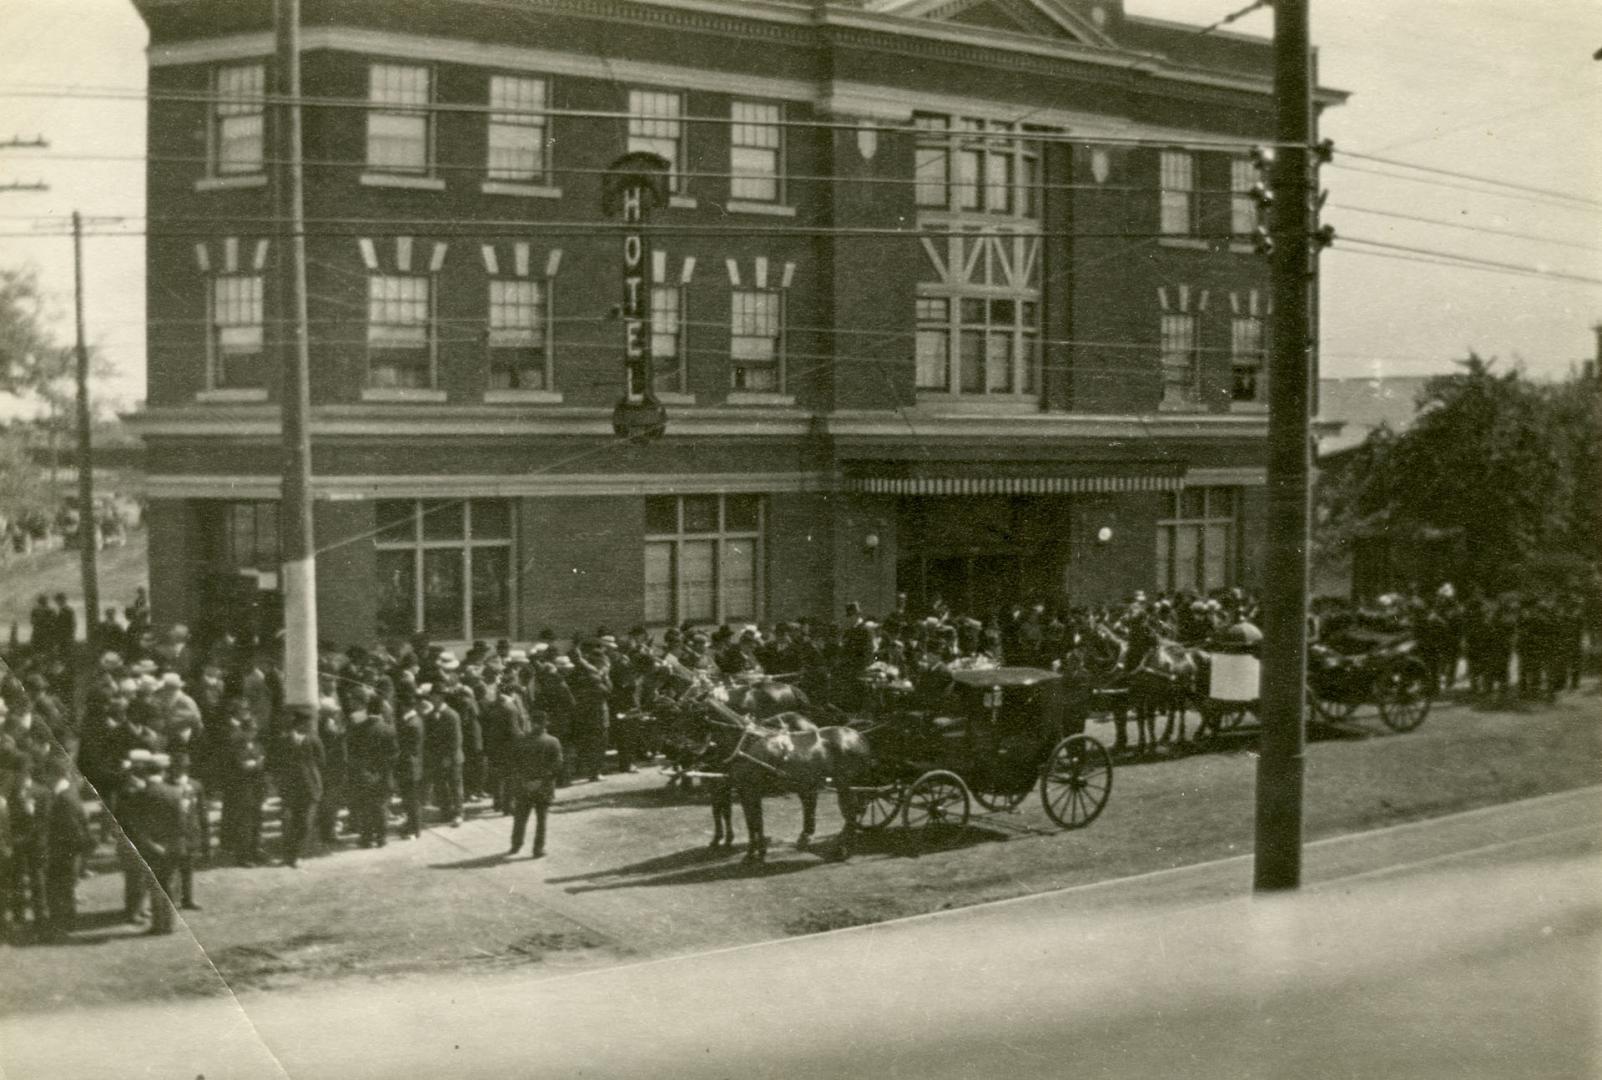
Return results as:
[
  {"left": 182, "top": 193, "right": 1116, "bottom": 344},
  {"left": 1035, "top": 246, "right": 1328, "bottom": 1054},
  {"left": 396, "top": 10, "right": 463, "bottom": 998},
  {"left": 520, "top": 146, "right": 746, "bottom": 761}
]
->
[{"left": 603, "top": 151, "right": 671, "bottom": 442}]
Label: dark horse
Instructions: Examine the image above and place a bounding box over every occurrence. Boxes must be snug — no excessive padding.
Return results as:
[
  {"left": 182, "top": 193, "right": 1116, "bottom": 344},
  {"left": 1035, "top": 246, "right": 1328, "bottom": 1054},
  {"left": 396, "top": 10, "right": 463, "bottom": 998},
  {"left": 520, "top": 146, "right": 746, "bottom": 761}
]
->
[{"left": 685, "top": 691, "right": 874, "bottom": 862}]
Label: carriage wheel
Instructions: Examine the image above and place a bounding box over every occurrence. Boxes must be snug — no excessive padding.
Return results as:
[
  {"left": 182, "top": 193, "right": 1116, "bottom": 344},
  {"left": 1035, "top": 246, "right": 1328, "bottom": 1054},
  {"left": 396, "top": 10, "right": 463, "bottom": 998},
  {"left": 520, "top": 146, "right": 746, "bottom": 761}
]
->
[
  {"left": 1376, "top": 659, "right": 1432, "bottom": 733},
  {"left": 853, "top": 782, "right": 904, "bottom": 831},
  {"left": 902, "top": 771, "right": 972, "bottom": 831},
  {"left": 973, "top": 786, "right": 1030, "bottom": 813},
  {"left": 1310, "top": 691, "right": 1358, "bottom": 724},
  {"left": 1041, "top": 734, "right": 1113, "bottom": 830}
]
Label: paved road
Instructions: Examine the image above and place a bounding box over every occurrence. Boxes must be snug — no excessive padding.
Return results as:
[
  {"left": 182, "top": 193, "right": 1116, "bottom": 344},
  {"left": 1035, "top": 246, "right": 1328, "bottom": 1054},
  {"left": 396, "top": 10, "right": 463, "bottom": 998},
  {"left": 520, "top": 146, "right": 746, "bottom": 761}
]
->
[{"left": 3, "top": 787, "right": 1596, "bottom": 1080}]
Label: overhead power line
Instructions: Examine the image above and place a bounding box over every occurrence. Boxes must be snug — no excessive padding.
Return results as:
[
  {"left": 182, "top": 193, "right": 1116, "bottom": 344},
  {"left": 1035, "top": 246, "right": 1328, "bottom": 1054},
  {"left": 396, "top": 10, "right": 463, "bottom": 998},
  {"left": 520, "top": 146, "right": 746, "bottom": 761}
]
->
[
  {"left": 1331, "top": 161, "right": 1602, "bottom": 217},
  {"left": 0, "top": 83, "right": 1291, "bottom": 153},
  {"left": 1336, "top": 147, "right": 1602, "bottom": 210},
  {"left": 1338, "top": 235, "right": 1602, "bottom": 287},
  {"left": 1330, "top": 203, "right": 1602, "bottom": 254}
]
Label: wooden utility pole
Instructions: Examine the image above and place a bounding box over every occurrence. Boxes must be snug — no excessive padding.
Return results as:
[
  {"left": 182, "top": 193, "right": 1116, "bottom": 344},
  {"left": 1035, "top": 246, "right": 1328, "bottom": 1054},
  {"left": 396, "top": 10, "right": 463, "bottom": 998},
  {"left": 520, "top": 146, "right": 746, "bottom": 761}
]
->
[
  {"left": 1255, "top": 0, "right": 1315, "bottom": 892},
  {"left": 72, "top": 211, "right": 99, "bottom": 674},
  {"left": 275, "top": 0, "right": 319, "bottom": 721}
]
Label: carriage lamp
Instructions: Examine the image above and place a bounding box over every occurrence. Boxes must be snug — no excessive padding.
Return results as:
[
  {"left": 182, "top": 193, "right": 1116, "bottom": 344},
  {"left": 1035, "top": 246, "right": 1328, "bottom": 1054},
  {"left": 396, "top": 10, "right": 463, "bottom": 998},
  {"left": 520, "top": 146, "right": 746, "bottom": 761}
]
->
[{"left": 1097, "top": 526, "right": 1114, "bottom": 543}]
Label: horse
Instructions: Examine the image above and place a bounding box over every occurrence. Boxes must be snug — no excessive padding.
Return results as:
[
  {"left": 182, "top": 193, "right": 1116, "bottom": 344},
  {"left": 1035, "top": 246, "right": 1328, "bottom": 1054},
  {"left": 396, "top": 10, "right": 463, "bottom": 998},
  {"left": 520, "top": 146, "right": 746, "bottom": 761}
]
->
[
  {"left": 690, "top": 692, "right": 873, "bottom": 862},
  {"left": 1121, "top": 619, "right": 1205, "bottom": 754}
]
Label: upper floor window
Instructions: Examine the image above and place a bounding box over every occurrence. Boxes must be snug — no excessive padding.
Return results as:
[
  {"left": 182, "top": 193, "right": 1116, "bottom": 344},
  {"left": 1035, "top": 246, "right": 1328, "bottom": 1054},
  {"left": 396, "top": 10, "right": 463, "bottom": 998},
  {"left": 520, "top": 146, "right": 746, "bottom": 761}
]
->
[
  {"left": 212, "top": 63, "right": 265, "bottom": 176},
  {"left": 210, "top": 273, "right": 264, "bottom": 389},
  {"left": 730, "top": 289, "right": 782, "bottom": 392},
  {"left": 367, "top": 63, "right": 431, "bottom": 174},
  {"left": 915, "top": 113, "right": 1039, "bottom": 217},
  {"left": 1160, "top": 150, "right": 1197, "bottom": 235},
  {"left": 652, "top": 284, "right": 685, "bottom": 394},
  {"left": 916, "top": 226, "right": 1041, "bottom": 398},
  {"left": 487, "top": 74, "right": 548, "bottom": 184},
  {"left": 487, "top": 278, "right": 548, "bottom": 390},
  {"left": 1159, "top": 310, "right": 1199, "bottom": 408},
  {"left": 629, "top": 89, "right": 683, "bottom": 192},
  {"left": 367, "top": 273, "right": 433, "bottom": 389},
  {"left": 914, "top": 114, "right": 950, "bottom": 208},
  {"left": 1231, "top": 314, "right": 1265, "bottom": 403},
  {"left": 1230, "top": 157, "right": 1258, "bottom": 237},
  {"left": 730, "top": 101, "right": 782, "bottom": 203},
  {"left": 917, "top": 295, "right": 1038, "bottom": 396}
]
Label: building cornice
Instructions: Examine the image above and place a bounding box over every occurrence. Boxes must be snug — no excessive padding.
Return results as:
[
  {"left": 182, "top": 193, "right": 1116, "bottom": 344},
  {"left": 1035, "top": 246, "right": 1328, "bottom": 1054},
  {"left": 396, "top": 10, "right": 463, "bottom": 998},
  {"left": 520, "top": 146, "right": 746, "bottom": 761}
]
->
[
  {"left": 126, "top": 403, "right": 816, "bottom": 439},
  {"left": 143, "top": 469, "right": 832, "bottom": 500},
  {"left": 825, "top": 409, "right": 1270, "bottom": 442},
  {"left": 143, "top": 1, "right": 1312, "bottom": 104},
  {"left": 128, "top": 404, "right": 1268, "bottom": 444}
]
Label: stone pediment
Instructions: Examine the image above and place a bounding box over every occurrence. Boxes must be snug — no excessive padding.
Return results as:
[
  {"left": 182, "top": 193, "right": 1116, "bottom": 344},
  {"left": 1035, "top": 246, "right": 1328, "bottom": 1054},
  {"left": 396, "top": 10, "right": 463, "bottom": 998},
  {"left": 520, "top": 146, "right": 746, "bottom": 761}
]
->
[{"left": 865, "top": 0, "right": 1117, "bottom": 48}]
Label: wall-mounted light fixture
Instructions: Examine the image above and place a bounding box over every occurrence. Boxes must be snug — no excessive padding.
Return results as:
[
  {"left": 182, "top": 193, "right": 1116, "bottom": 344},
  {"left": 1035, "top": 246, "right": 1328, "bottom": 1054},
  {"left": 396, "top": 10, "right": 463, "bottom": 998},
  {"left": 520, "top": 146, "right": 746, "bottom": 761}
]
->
[
  {"left": 863, "top": 532, "right": 880, "bottom": 554},
  {"left": 1097, "top": 526, "right": 1114, "bottom": 544}
]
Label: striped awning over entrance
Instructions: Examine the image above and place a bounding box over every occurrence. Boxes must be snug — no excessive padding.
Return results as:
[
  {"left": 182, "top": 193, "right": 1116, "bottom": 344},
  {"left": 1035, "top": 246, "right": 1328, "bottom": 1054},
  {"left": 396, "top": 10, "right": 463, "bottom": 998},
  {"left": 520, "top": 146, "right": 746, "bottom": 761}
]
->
[{"left": 844, "top": 469, "right": 1183, "bottom": 497}]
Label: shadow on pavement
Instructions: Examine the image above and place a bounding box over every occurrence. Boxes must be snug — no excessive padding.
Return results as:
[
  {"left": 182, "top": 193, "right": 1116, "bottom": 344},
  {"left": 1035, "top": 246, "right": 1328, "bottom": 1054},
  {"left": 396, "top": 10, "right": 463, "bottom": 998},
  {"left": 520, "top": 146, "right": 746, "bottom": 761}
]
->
[
  {"left": 555, "top": 822, "right": 1014, "bottom": 894},
  {"left": 429, "top": 851, "right": 515, "bottom": 871},
  {"left": 549, "top": 782, "right": 692, "bottom": 814}
]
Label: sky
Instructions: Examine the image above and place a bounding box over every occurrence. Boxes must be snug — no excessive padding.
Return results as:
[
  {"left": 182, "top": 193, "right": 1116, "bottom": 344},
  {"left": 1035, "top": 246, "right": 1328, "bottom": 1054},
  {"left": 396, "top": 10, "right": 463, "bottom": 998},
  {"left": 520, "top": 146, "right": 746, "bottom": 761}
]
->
[{"left": 0, "top": 0, "right": 1598, "bottom": 414}]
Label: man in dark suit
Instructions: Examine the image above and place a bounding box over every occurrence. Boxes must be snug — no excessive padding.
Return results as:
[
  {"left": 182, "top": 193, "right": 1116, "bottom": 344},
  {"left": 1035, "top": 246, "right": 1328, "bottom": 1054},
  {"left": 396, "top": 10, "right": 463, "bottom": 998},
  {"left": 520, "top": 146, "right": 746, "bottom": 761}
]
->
[
  {"left": 221, "top": 702, "right": 268, "bottom": 865},
  {"left": 51, "top": 593, "right": 76, "bottom": 658},
  {"left": 168, "top": 751, "right": 209, "bottom": 909},
  {"left": 119, "top": 754, "right": 185, "bottom": 935},
  {"left": 507, "top": 711, "right": 563, "bottom": 859},
  {"left": 29, "top": 595, "right": 55, "bottom": 657},
  {"left": 345, "top": 697, "right": 397, "bottom": 848},
  {"left": 394, "top": 696, "right": 426, "bottom": 839},
  {"left": 42, "top": 754, "right": 96, "bottom": 938},
  {"left": 479, "top": 677, "right": 527, "bottom": 814},
  {"left": 275, "top": 714, "right": 324, "bottom": 868},
  {"left": 422, "top": 684, "right": 464, "bottom": 826}
]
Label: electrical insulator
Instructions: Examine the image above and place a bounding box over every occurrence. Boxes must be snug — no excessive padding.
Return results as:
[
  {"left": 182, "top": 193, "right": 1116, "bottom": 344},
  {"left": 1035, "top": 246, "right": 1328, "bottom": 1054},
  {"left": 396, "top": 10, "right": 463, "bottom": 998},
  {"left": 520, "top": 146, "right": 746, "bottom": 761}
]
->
[
  {"left": 1312, "top": 224, "right": 1336, "bottom": 250},
  {"left": 1253, "top": 225, "right": 1275, "bottom": 256},
  {"left": 1314, "top": 138, "right": 1335, "bottom": 164},
  {"left": 1250, "top": 144, "right": 1276, "bottom": 171},
  {"left": 1251, "top": 181, "right": 1274, "bottom": 210}
]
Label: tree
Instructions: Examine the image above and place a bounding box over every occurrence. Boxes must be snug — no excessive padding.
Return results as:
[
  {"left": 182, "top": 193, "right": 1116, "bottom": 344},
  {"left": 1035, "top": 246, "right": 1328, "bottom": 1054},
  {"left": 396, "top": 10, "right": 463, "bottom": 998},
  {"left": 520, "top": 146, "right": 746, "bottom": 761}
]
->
[
  {"left": 0, "top": 425, "right": 51, "bottom": 540},
  {"left": 0, "top": 265, "right": 73, "bottom": 403},
  {"left": 1316, "top": 354, "right": 1601, "bottom": 596}
]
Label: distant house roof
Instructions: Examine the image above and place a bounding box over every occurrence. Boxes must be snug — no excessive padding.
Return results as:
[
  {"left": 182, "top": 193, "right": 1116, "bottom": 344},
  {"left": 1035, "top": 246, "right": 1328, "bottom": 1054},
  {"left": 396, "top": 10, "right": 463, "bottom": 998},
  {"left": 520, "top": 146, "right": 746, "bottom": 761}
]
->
[{"left": 1316, "top": 376, "right": 1434, "bottom": 457}]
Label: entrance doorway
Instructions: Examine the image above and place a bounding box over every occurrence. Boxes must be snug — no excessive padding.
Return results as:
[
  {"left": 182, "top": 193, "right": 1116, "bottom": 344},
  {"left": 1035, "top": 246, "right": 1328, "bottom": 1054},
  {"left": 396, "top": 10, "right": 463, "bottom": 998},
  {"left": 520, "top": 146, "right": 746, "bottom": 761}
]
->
[{"left": 898, "top": 553, "right": 1023, "bottom": 620}]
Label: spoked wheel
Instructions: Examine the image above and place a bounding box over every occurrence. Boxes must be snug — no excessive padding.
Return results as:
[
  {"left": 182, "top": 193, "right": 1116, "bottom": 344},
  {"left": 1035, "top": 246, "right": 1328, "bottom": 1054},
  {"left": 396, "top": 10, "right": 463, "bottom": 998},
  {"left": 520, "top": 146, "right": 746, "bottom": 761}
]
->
[
  {"left": 902, "top": 770, "right": 972, "bottom": 831},
  {"left": 1041, "top": 734, "right": 1113, "bottom": 829},
  {"left": 973, "top": 786, "right": 1031, "bottom": 813},
  {"left": 1310, "top": 691, "right": 1359, "bottom": 724},
  {"left": 1376, "top": 659, "right": 1433, "bottom": 732},
  {"left": 852, "top": 781, "right": 904, "bottom": 831}
]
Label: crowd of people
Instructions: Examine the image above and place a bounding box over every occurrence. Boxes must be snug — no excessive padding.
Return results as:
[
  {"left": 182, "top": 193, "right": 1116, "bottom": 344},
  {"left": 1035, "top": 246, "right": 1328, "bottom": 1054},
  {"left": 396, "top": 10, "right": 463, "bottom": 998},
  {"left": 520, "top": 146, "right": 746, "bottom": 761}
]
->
[{"left": 0, "top": 579, "right": 1592, "bottom": 943}]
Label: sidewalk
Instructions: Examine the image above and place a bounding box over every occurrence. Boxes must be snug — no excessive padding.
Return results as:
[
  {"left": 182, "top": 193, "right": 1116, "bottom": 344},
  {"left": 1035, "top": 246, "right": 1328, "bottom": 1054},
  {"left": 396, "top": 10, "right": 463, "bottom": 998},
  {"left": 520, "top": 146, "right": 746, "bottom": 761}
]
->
[{"left": 3, "top": 786, "right": 1596, "bottom": 1080}]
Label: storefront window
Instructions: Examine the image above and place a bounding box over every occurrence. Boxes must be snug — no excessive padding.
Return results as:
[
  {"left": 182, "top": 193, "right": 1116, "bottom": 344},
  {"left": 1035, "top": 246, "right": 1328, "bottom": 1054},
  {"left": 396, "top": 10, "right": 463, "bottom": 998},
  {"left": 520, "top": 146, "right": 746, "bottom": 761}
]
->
[
  {"left": 373, "top": 499, "right": 512, "bottom": 640},
  {"left": 1155, "top": 487, "right": 1238, "bottom": 593},
  {"left": 643, "top": 494, "right": 763, "bottom": 626}
]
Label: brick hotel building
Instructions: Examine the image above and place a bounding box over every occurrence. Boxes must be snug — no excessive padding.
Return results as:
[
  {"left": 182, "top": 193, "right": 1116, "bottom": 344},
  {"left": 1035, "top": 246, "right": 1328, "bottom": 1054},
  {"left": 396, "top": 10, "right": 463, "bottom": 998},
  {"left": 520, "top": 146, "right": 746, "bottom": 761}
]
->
[{"left": 128, "top": 0, "right": 1342, "bottom": 646}]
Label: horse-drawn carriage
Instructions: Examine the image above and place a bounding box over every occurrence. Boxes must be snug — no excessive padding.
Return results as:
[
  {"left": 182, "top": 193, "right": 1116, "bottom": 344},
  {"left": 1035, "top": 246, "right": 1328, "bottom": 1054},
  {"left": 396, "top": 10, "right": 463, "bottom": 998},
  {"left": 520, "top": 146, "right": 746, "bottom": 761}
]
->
[
  {"left": 1194, "top": 623, "right": 1434, "bottom": 737},
  {"left": 1307, "top": 625, "right": 1434, "bottom": 732},
  {"left": 848, "top": 667, "right": 1114, "bottom": 835}
]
